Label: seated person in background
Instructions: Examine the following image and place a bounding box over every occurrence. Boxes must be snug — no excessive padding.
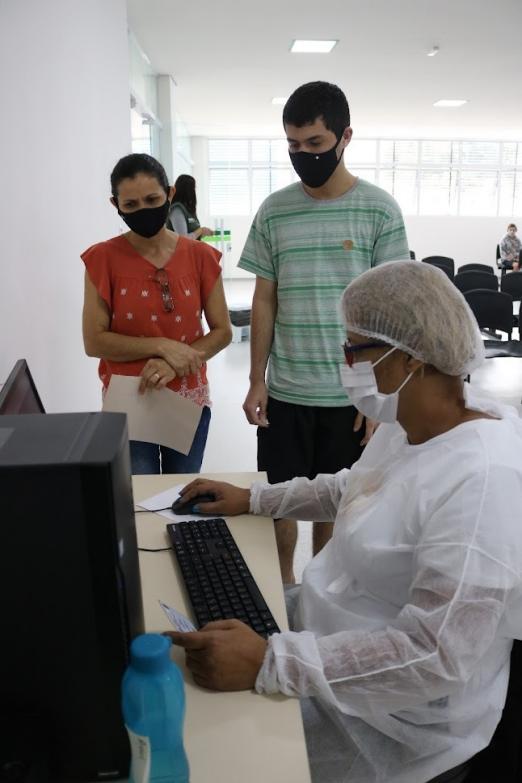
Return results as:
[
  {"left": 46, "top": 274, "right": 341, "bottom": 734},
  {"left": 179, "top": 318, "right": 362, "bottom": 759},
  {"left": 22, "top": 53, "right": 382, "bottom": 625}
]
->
[
  {"left": 499, "top": 222, "right": 521, "bottom": 271},
  {"left": 167, "top": 174, "right": 213, "bottom": 241},
  {"left": 168, "top": 260, "right": 522, "bottom": 783}
]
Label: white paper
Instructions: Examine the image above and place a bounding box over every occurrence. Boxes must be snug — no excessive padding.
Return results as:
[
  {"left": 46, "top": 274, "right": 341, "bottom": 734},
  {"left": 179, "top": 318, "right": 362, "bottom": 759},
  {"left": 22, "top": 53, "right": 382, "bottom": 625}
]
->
[
  {"left": 102, "top": 375, "right": 202, "bottom": 455},
  {"left": 137, "top": 484, "right": 212, "bottom": 523},
  {"left": 159, "top": 600, "right": 197, "bottom": 632}
]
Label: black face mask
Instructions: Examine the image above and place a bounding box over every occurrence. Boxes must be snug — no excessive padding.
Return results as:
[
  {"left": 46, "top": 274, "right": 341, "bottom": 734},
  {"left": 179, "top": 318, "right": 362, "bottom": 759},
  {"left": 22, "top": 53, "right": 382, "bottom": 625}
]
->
[
  {"left": 289, "top": 134, "right": 344, "bottom": 189},
  {"left": 118, "top": 199, "right": 171, "bottom": 238}
]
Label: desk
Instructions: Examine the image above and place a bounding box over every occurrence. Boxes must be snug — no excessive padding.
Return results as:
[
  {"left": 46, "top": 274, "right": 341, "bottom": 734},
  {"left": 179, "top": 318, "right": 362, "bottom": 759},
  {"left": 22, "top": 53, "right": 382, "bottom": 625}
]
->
[{"left": 133, "top": 472, "right": 311, "bottom": 783}]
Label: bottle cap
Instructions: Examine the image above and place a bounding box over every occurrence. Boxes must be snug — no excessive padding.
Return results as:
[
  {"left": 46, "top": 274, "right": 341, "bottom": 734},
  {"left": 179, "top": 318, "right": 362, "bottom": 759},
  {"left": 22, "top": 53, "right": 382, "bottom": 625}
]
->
[{"left": 130, "top": 633, "right": 172, "bottom": 673}]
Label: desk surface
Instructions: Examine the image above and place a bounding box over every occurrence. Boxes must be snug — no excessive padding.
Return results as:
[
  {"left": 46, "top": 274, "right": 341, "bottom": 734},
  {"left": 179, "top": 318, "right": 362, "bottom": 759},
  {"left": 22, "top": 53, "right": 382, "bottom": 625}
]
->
[{"left": 133, "top": 473, "right": 311, "bottom": 783}]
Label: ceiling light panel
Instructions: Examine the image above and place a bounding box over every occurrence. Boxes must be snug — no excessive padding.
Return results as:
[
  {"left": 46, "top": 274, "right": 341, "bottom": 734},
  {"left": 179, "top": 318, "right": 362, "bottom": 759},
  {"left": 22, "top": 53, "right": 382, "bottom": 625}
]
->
[
  {"left": 433, "top": 99, "right": 468, "bottom": 108},
  {"left": 290, "top": 39, "right": 338, "bottom": 53}
]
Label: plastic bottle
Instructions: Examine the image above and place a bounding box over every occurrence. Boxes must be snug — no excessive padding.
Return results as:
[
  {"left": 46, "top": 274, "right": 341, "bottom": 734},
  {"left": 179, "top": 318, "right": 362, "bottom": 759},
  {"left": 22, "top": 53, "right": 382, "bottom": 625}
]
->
[{"left": 122, "top": 633, "right": 190, "bottom": 783}]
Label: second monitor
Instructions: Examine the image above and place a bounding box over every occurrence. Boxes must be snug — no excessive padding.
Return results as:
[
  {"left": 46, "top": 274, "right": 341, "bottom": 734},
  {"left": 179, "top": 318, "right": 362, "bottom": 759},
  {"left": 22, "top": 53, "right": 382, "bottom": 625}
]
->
[{"left": 0, "top": 411, "right": 144, "bottom": 781}]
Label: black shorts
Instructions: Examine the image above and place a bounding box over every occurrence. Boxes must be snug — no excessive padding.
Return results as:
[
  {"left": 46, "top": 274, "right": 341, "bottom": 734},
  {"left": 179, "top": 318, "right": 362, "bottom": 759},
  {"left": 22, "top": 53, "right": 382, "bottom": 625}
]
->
[{"left": 257, "top": 397, "right": 365, "bottom": 484}]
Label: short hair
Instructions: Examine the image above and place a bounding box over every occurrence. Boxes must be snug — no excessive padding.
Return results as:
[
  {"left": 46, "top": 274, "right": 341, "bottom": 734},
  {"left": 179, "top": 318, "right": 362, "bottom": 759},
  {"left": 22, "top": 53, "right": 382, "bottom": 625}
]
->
[
  {"left": 283, "top": 81, "right": 350, "bottom": 138},
  {"left": 172, "top": 174, "right": 197, "bottom": 215},
  {"left": 110, "top": 153, "right": 170, "bottom": 199},
  {"left": 508, "top": 223, "right": 517, "bottom": 230}
]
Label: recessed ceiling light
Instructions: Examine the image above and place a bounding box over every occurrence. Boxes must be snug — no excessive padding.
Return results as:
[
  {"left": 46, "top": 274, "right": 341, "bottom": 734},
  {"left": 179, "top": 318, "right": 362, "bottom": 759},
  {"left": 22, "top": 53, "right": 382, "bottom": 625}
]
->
[
  {"left": 427, "top": 46, "right": 440, "bottom": 57},
  {"left": 271, "top": 96, "right": 288, "bottom": 105},
  {"left": 433, "top": 99, "right": 468, "bottom": 108},
  {"left": 290, "top": 39, "right": 338, "bottom": 54}
]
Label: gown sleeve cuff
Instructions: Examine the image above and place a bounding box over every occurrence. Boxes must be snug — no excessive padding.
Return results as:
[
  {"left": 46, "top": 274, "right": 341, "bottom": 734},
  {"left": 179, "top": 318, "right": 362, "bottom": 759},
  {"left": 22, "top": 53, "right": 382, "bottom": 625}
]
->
[{"left": 249, "top": 480, "right": 269, "bottom": 515}]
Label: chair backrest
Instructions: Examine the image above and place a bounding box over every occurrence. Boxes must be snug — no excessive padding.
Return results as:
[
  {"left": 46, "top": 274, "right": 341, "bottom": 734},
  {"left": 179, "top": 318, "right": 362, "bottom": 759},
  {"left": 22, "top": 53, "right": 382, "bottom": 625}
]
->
[
  {"left": 496, "top": 244, "right": 501, "bottom": 261},
  {"left": 422, "top": 256, "right": 455, "bottom": 275},
  {"left": 454, "top": 271, "right": 499, "bottom": 294},
  {"left": 458, "top": 263, "right": 495, "bottom": 275},
  {"left": 464, "top": 289, "right": 513, "bottom": 337},
  {"left": 466, "top": 640, "right": 522, "bottom": 782},
  {"left": 500, "top": 271, "right": 522, "bottom": 301},
  {"left": 409, "top": 250, "right": 416, "bottom": 260}
]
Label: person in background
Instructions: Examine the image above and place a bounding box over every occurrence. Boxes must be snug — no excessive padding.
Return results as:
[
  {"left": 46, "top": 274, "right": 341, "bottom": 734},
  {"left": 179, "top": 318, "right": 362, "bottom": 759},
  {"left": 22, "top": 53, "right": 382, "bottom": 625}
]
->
[
  {"left": 239, "top": 81, "right": 410, "bottom": 583},
  {"left": 499, "top": 223, "right": 521, "bottom": 271},
  {"left": 81, "top": 154, "right": 232, "bottom": 474},
  {"left": 170, "top": 261, "right": 522, "bottom": 783},
  {"left": 168, "top": 174, "right": 213, "bottom": 241}
]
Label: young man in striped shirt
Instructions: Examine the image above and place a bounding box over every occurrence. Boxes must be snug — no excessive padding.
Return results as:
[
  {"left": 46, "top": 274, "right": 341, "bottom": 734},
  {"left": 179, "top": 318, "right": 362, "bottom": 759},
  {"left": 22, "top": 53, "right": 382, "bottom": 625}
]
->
[{"left": 239, "top": 81, "right": 410, "bottom": 583}]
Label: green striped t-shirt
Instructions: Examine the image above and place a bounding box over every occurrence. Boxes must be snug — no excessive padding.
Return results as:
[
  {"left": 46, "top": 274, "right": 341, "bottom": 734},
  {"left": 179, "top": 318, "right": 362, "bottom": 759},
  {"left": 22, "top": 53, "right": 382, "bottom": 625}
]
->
[{"left": 238, "top": 179, "right": 410, "bottom": 406}]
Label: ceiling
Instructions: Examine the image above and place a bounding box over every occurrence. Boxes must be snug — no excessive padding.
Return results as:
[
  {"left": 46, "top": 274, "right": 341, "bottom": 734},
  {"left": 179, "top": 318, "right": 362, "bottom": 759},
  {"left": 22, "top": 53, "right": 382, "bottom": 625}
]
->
[{"left": 127, "top": 0, "right": 522, "bottom": 139}]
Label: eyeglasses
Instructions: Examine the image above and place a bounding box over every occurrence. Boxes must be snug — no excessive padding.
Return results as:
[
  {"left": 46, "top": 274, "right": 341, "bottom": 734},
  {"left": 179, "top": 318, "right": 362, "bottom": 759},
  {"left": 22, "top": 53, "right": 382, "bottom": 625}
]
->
[
  {"left": 342, "top": 340, "right": 388, "bottom": 367},
  {"left": 153, "top": 269, "right": 174, "bottom": 312}
]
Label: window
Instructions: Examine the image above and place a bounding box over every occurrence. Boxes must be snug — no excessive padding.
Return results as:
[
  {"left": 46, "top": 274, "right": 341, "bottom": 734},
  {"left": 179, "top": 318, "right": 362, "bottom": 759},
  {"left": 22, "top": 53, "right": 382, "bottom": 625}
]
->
[
  {"left": 131, "top": 108, "right": 153, "bottom": 155},
  {"left": 208, "top": 139, "right": 298, "bottom": 216},
  {"left": 208, "top": 137, "right": 522, "bottom": 217}
]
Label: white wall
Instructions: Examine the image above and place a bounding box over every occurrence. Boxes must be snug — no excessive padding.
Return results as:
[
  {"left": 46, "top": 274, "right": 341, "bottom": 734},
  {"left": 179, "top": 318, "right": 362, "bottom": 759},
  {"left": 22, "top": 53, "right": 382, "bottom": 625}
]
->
[
  {"left": 0, "top": 0, "right": 130, "bottom": 412},
  {"left": 405, "top": 217, "right": 507, "bottom": 268}
]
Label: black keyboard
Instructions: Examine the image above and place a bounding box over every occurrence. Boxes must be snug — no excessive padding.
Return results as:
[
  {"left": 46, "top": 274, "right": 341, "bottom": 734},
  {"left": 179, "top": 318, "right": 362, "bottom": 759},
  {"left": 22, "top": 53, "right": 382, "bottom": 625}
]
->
[{"left": 166, "top": 518, "right": 280, "bottom": 638}]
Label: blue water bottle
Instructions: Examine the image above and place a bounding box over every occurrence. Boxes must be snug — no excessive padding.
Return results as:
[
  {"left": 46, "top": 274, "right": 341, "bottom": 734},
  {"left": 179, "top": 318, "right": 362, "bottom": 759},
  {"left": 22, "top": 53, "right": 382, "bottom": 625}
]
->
[{"left": 122, "top": 633, "right": 190, "bottom": 783}]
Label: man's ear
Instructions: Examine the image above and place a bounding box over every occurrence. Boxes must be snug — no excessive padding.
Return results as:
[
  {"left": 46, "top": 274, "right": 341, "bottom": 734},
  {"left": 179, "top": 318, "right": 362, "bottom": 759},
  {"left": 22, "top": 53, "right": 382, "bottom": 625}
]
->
[
  {"left": 341, "top": 127, "right": 353, "bottom": 150},
  {"left": 110, "top": 196, "right": 118, "bottom": 208},
  {"left": 168, "top": 185, "right": 175, "bottom": 201}
]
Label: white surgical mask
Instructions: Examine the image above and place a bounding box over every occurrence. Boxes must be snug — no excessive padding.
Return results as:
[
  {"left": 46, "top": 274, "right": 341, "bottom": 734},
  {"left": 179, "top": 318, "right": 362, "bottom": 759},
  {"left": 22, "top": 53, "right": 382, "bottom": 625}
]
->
[{"left": 339, "top": 347, "right": 415, "bottom": 423}]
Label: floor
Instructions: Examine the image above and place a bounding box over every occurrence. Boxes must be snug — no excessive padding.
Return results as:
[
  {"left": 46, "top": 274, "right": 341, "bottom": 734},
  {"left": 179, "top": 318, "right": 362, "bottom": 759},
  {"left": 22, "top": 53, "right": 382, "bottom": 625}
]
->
[{"left": 203, "top": 279, "right": 522, "bottom": 581}]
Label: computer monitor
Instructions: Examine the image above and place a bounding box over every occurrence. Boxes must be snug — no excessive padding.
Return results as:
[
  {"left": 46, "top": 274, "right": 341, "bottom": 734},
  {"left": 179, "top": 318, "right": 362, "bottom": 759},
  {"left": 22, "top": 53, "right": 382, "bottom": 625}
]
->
[
  {"left": 0, "top": 359, "right": 45, "bottom": 414},
  {"left": 0, "top": 412, "right": 144, "bottom": 781}
]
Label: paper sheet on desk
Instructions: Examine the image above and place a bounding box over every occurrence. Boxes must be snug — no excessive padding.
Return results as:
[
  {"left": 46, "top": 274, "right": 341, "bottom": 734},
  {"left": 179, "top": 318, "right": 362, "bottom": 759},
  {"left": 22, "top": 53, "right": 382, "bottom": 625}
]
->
[
  {"left": 159, "top": 600, "right": 196, "bottom": 632},
  {"left": 137, "top": 484, "right": 213, "bottom": 523},
  {"left": 102, "top": 375, "right": 202, "bottom": 455}
]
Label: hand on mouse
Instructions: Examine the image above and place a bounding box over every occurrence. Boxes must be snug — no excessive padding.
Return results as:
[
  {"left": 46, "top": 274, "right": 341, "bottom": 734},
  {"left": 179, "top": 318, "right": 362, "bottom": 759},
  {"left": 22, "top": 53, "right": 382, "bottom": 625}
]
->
[{"left": 178, "top": 479, "right": 251, "bottom": 516}]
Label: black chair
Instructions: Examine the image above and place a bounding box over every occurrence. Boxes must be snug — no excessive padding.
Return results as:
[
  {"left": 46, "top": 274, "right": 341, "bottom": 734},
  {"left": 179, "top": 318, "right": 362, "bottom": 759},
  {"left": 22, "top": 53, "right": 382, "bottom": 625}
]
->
[
  {"left": 496, "top": 244, "right": 502, "bottom": 272},
  {"left": 500, "top": 271, "right": 522, "bottom": 337},
  {"left": 483, "top": 340, "right": 522, "bottom": 358},
  {"left": 409, "top": 250, "right": 416, "bottom": 260},
  {"left": 501, "top": 270, "right": 522, "bottom": 300},
  {"left": 422, "top": 255, "right": 455, "bottom": 275},
  {"left": 464, "top": 289, "right": 513, "bottom": 339},
  {"left": 454, "top": 272, "right": 498, "bottom": 295},
  {"left": 458, "top": 263, "right": 495, "bottom": 275}
]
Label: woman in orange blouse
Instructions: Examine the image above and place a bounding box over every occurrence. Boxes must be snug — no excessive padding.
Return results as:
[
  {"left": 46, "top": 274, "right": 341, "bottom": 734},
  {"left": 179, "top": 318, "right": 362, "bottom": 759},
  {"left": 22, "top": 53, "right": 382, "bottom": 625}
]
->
[{"left": 82, "top": 153, "right": 232, "bottom": 474}]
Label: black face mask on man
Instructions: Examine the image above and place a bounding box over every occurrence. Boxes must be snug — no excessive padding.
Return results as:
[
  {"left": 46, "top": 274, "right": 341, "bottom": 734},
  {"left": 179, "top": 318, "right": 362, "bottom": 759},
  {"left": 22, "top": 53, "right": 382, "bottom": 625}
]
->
[
  {"left": 117, "top": 198, "right": 171, "bottom": 238},
  {"left": 289, "top": 133, "right": 345, "bottom": 189}
]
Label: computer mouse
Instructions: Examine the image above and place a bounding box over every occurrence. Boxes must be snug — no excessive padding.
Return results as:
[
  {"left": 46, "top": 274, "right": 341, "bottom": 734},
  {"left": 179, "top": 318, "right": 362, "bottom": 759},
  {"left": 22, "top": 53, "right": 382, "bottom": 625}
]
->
[{"left": 171, "top": 493, "right": 216, "bottom": 515}]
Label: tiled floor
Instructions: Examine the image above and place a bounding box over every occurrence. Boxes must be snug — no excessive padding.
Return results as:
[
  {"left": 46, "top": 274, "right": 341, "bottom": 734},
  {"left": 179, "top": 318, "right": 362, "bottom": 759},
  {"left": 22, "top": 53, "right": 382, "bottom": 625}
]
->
[{"left": 204, "top": 279, "right": 522, "bottom": 581}]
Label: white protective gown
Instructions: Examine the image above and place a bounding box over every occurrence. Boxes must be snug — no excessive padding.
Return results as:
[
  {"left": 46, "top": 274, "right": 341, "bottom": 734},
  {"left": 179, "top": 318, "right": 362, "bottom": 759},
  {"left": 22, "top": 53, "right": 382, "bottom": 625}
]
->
[{"left": 253, "top": 390, "right": 522, "bottom": 783}]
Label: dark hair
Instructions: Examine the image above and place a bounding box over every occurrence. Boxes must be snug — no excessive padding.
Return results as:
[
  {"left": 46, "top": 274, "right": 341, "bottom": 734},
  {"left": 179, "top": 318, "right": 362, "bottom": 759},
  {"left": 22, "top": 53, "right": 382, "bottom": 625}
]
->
[
  {"left": 283, "top": 81, "right": 350, "bottom": 138},
  {"left": 508, "top": 223, "right": 517, "bottom": 230},
  {"left": 110, "top": 153, "right": 170, "bottom": 199},
  {"left": 172, "top": 174, "right": 197, "bottom": 216}
]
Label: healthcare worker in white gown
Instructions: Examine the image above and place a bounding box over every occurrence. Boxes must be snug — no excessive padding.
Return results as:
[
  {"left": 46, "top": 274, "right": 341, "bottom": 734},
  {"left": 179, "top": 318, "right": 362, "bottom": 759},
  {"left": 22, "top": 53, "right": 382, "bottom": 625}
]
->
[{"left": 168, "top": 260, "right": 522, "bottom": 783}]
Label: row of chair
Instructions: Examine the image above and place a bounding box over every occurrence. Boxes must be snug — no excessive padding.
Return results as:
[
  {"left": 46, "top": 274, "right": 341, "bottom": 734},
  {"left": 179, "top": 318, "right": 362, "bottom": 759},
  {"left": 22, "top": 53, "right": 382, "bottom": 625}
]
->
[
  {"left": 418, "top": 256, "right": 522, "bottom": 348},
  {"left": 421, "top": 255, "right": 522, "bottom": 300},
  {"left": 414, "top": 251, "right": 521, "bottom": 277}
]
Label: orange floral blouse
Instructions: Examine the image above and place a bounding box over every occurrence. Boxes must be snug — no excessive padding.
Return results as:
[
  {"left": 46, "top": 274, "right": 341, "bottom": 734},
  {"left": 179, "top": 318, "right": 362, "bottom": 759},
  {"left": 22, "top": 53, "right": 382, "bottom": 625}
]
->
[{"left": 81, "top": 234, "right": 222, "bottom": 406}]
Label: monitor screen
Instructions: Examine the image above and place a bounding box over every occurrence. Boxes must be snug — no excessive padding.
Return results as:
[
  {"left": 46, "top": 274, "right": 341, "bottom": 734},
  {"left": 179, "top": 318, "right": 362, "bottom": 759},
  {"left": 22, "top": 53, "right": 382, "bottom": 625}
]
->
[{"left": 0, "top": 359, "right": 45, "bottom": 414}]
